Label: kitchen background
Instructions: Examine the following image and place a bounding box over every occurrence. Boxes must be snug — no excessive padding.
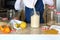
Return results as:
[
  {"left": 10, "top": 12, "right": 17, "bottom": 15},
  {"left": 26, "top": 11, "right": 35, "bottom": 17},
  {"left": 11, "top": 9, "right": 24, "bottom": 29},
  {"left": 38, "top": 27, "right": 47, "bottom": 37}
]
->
[
  {"left": 0, "top": 0, "right": 56, "bottom": 23},
  {"left": 0, "top": 0, "right": 60, "bottom": 34},
  {"left": 0, "top": 0, "right": 25, "bottom": 21}
]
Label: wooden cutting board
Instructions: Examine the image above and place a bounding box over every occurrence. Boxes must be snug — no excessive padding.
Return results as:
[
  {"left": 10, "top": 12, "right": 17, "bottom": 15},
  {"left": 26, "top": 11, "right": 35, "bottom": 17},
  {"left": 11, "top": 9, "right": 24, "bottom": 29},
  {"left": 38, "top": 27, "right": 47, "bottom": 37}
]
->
[{"left": 43, "top": 29, "right": 58, "bottom": 34}]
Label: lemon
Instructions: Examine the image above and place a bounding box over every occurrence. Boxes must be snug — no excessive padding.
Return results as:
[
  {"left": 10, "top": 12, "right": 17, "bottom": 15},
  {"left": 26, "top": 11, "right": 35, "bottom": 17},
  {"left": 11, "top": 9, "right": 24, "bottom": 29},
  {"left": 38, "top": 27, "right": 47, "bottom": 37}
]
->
[
  {"left": 15, "top": 24, "right": 20, "bottom": 28},
  {"left": 20, "top": 22, "right": 27, "bottom": 29}
]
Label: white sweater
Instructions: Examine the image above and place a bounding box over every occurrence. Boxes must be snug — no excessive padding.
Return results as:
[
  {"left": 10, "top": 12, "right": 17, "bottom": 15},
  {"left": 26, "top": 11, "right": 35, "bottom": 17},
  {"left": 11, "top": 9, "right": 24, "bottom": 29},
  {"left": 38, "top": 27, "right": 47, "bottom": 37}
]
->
[{"left": 14, "top": 0, "right": 54, "bottom": 10}]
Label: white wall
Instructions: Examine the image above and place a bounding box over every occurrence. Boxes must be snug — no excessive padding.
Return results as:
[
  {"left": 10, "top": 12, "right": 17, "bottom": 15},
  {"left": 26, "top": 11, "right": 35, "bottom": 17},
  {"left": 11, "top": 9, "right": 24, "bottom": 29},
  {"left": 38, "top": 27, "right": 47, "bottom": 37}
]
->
[
  {"left": 0, "top": 35, "right": 60, "bottom": 40},
  {"left": 56, "top": 0, "right": 60, "bottom": 12}
]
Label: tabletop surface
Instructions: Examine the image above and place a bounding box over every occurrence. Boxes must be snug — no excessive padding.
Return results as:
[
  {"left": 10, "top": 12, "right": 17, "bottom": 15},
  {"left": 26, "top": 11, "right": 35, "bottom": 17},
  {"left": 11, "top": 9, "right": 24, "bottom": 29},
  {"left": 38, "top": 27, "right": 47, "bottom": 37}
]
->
[{"left": 0, "top": 22, "right": 58, "bottom": 34}]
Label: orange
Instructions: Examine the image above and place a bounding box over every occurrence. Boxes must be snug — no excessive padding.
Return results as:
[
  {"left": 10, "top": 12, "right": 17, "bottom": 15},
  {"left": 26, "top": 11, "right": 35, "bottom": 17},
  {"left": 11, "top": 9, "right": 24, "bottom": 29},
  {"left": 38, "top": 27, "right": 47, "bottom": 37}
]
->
[
  {"left": 0, "top": 25, "right": 2, "bottom": 30},
  {"left": 1, "top": 25, "right": 11, "bottom": 34},
  {"left": 2, "top": 27, "right": 11, "bottom": 34}
]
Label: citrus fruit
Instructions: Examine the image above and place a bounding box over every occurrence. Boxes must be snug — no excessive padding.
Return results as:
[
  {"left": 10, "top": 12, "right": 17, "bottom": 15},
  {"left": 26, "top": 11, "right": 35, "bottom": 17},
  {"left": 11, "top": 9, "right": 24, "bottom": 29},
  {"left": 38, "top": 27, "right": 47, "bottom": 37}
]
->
[
  {"left": 3, "top": 27, "right": 11, "bottom": 33},
  {"left": 15, "top": 23, "right": 20, "bottom": 28},
  {"left": 20, "top": 22, "right": 27, "bottom": 29}
]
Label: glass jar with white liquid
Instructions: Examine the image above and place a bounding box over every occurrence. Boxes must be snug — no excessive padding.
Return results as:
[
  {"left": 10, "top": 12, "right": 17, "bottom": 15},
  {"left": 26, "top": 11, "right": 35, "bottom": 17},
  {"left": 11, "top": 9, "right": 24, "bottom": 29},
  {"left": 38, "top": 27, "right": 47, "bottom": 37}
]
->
[{"left": 31, "top": 11, "right": 40, "bottom": 28}]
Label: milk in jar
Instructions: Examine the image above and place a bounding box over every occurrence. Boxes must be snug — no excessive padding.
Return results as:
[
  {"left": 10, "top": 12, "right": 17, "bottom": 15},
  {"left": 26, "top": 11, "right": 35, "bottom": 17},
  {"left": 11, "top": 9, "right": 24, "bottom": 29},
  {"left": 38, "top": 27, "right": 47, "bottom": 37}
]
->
[{"left": 31, "top": 12, "right": 40, "bottom": 28}]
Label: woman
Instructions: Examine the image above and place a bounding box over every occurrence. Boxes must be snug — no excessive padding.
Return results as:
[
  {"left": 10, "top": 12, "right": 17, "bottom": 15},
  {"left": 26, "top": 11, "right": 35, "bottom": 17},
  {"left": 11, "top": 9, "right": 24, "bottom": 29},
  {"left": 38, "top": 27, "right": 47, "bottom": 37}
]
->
[
  {"left": 23, "top": 0, "right": 54, "bottom": 23},
  {"left": 14, "top": 0, "right": 54, "bottom": 23}
]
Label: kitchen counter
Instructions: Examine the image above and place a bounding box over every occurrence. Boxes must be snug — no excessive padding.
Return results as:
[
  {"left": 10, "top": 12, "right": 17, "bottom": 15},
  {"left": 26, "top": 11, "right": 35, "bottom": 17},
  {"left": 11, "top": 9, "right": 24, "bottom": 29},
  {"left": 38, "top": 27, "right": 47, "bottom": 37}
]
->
[
  {"left": 9, "top": 24, "right": 43, "bottom": 34},
  {"left": 0, "top": 22, "right": 58, "bottom": 34},
  {"left": 10, "top": 24, "right": 58, "bottom": 34}
]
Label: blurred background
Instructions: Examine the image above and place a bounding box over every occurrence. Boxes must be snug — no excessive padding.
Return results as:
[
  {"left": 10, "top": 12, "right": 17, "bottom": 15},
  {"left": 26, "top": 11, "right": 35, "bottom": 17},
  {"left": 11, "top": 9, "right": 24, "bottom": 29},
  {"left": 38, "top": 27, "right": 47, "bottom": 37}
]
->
[{"left": 0, "top": 0, "right": 56, "bottom": 22}]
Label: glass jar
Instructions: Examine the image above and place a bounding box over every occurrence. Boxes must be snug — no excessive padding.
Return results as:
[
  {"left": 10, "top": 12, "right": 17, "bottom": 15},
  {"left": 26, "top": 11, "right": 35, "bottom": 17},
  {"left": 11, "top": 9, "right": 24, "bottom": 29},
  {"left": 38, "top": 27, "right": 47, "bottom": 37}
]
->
[{"left": 31, "top": 11, "right": 40, "bottom": 28}]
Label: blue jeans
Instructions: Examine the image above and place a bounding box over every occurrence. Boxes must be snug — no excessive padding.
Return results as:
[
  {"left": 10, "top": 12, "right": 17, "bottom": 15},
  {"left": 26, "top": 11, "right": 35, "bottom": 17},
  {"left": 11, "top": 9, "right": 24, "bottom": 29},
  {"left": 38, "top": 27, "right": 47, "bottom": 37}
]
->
[{"left": 25, "top": 7, "right": 44, "bottom": 23}]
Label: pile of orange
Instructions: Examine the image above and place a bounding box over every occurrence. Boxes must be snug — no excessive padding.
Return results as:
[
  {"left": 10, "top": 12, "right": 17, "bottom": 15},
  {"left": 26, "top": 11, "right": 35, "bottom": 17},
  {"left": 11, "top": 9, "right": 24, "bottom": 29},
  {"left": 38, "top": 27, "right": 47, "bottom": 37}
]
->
[{"left": 0, "top": 25, "right": 11, "bottom": 34}]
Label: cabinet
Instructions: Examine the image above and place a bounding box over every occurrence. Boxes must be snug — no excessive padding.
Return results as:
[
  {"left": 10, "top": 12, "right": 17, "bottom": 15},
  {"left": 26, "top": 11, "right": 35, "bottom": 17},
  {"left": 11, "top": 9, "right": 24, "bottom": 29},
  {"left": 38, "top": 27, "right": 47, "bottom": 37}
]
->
[
  {"left": 0, "top": 0, "right": 8, "bottom": 18},
  {"left": 0, "top": 0, "right": 5, "bottom": 9}
]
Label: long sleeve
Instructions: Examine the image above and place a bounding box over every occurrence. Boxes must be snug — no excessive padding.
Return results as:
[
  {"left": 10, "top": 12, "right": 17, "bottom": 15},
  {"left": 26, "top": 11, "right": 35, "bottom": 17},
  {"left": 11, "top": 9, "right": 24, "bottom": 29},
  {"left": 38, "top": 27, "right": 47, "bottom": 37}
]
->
[
  {"left": 14, "top": 0, "right": 21, "bottom": 10},
  {"left": 14, "top": 0, "right": 25, "bottom": 11}
]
